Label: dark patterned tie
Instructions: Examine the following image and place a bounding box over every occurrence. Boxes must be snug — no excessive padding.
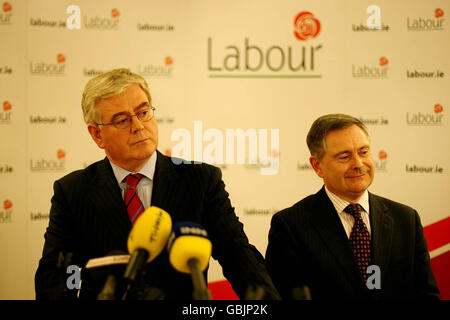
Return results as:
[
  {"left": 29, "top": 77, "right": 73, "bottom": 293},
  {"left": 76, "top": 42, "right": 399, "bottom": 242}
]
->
[
  {"left": 125, "top": 174, "right": 145, "bottom": 225},
  {"left": 345, "top": 203, "right": 371, "bottom": 284}
]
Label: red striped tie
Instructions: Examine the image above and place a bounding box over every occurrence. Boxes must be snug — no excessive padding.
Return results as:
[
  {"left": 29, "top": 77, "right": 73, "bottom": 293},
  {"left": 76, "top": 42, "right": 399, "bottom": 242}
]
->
[{"left": 125, "top": 174, "right": 145, "bottom": 225}]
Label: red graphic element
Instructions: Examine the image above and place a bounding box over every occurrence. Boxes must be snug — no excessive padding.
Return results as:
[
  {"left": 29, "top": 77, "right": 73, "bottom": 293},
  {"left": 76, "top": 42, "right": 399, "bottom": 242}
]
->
[
  {"left": 379, "top": 57, "right": 389, "bottom": 66},
  {"left": 165, "top": 56, "right": 174, "bottom": 66},
  {"left": 164, "top": 148, "right": 172, "bottom": 157},
  {"left": 3, "top": 101, "right": 11, "bottom": 111},
  {"left": 294, "top": 11, "right": 321, "bottom": 41},
  {"left": 3, "top": 199, "right": 12, "bottom": 210},
  {"left": 424, "top": 217, "right": 450, "bottom": 252},
  {"left": 208, "top": 280, "right": 239, "bottom": 300},
  {"left": 434, "top": 104, "right": 443, "bottom": 114},
  {"left": 2, "top": 2, "right": 12, "bottom": 12},
  {"left": 57, "top": 54, "right": 66, "bottom": 64},
  {"left": 111, "top": 8, "right": 120, "bottom": 18},
  {"left": 378, "top": 150, "right": 388, "bottom": 160},
  {"left": 430, "top": 250, "right": 450, "bottom": 300},
  {"left": 435, "top": 8, "right": 444, "bottom": 18},
  {"left": 424, "top": 217, "right": 450, "bottom": 299},
  {"left": 57, "top": 149, "right": 66, "bottom": 160}
]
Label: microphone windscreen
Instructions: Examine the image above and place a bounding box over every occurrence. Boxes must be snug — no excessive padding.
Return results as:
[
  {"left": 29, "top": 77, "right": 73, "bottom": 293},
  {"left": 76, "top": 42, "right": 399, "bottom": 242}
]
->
[
  {"left": 167, "top": 222, "right": 212, "bottom": 274},
  {"left": 127, "top": 206, "right": 172, "bottom": 262},
  {"left": 80, "top": 250, "right": 128, "bottom": 299}
]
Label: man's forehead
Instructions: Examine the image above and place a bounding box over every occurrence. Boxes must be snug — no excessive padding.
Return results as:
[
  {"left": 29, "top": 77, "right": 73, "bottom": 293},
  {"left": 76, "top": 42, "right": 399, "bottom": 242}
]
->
[
  {"left": 96, "top": 90, "right": 148, "bottom": 110},
  {"left": 324, "top": 126, "right": 370, "bottom": 149}
]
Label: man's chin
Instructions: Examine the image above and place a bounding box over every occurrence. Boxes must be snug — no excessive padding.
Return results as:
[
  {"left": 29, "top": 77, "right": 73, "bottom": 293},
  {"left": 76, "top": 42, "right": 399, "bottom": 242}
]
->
[{"left": 133, "top": 150, "right": 155, "bottom": 161}]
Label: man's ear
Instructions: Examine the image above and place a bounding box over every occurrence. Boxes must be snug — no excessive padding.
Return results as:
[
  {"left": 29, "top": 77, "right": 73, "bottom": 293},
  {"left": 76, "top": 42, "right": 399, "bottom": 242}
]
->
[
  {"left": 309, "top": 156, "right": 324, "bottom": 178},
  {"left": 87, "top": 124, "right": 105, "bottom": 149}
]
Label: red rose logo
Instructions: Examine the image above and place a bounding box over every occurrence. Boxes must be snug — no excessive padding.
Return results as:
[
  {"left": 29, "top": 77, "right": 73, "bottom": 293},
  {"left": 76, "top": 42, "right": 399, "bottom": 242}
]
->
[
  {"left": 379, "top": 57, "right": 389, "bottom": 66},
  {"left": 3, "top": 2, "right": 12, "bottom": 12},
  {"left": 378, "top": 150, "right": 388, "bottom": 160},
  {"left": 57, "top": 54, "right": 66, "bottom": 64},
  {"left": 111, "top": 8, "right": 120, "bottom": 18},
  {"left": 294, "top": 11, "right": 321, "bottom": 41},
  {"left": 3, "top": 199, "right": 12, "bottom": 210},
  {"left": 57, "top": 149, "right": 66, "bottom": 160},
  {"left": 3, "top": 101, "right": 11, "bottom": 111},
  {"left": 435, "top": 8, "right": 444, "bottom": 18},
  {"left": 165, "top": 56, "right": 174, "bottom": 66},
  {"left": 434, "top": 104, "right": 443, "bottom": 113}
]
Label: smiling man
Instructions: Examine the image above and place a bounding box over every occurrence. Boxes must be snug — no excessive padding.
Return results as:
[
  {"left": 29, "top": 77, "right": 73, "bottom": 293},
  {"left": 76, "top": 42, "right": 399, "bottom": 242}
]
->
[
  {"left": 35, "top": 68, "right": 280, "bottom": 300},
  {"left": 266, "top": 114, "right": 439, "bottom": 300}
]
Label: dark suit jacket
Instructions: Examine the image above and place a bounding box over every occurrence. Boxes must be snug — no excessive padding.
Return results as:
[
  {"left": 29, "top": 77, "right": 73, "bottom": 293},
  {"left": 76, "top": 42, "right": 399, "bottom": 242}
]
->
[
  {"left": 35, "top": 150, "right": 280, "bottom": 300},
  {"left": 265, "top": 187, "right": 440, "bottom": 300}
]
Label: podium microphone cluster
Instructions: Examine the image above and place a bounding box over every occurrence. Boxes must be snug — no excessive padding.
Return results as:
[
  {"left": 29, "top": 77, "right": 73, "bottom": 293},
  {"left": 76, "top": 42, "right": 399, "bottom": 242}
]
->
[
  {"left": 167, "top": 222, "right": 212, "bottom": 300},
  {"left": 122, "top": 206, "right": 172, "bottom": 300}
]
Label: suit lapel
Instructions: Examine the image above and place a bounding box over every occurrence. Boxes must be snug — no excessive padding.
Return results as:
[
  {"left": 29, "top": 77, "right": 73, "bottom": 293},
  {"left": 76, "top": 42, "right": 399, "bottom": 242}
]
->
[
  {"left": 310, "top": 187, "right": 364, "bottom": 287},
  {"left": 369, "top": 193, "right": 393, "bottom": 274},
  {"left": 86, "top": 157, "right": 131, "bottom": 242},
  {"left": 150, "top": 151, "right": 184, "bottom": 221}
]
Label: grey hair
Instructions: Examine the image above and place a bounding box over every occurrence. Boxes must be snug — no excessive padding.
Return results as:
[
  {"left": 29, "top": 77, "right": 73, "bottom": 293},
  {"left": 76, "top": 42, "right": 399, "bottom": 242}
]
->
[
  {"left": 307, "top": 114, "right": 369, "bottom": 160},
  {"left": 81, "top": 68, "right": 152, "bottom": 124}
]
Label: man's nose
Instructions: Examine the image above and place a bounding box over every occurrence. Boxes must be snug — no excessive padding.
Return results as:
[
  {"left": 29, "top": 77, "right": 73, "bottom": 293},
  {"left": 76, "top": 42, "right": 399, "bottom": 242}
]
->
[
  {"left": 130, "top": 115, "right": 144, "bottom": 132},
  {"left": 352, "top": 155, "right": 364, "bottom": 169}
]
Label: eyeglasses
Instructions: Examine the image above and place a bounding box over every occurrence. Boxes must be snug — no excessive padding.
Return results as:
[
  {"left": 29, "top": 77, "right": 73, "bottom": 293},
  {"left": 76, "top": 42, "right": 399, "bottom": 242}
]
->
[{"left": 96, "top": 107, "right": 156, "bottom": 129}]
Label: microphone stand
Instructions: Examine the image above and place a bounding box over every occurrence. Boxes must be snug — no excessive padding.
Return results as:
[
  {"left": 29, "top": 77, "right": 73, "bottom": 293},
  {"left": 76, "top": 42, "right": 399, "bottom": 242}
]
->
[
  {"left": 188, "top": 258, "right": 211, "bottom": 300},
  {"left": 97, "top": 275, "right": 117, "bottom": 300}
]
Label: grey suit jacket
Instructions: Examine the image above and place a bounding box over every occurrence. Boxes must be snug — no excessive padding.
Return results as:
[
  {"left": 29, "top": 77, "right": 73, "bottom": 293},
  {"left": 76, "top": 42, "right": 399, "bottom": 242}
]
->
[{"left": 265, "top": 186, "right": 440, "bottom": 300}]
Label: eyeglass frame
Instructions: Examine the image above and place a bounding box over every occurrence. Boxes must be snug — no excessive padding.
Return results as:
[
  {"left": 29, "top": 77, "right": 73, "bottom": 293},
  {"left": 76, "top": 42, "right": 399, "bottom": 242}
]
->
[{"left": 95, "top": 106, "right": 156, "bottom": 129}]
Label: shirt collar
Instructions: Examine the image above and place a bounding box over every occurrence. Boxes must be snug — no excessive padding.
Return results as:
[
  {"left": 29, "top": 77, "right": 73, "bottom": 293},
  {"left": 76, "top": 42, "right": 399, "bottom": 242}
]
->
[
  {"left": 109, "top": 151, "right": 157, "bottom": 185},
  {"left": 324, "top": 185, "right": 370, "bottom": 215}
]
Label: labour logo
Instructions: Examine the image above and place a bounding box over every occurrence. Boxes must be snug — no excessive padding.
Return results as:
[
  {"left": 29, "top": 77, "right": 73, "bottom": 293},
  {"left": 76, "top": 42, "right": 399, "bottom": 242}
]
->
[{"left": 294, "top": 11, "right": 321, "bottom": 41}]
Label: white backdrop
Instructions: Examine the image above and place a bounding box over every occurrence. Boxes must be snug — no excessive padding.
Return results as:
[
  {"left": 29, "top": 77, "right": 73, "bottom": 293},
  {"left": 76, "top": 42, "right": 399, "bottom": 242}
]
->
[{"left": 0, "top": 0, "right": 448, "bottom": 299}]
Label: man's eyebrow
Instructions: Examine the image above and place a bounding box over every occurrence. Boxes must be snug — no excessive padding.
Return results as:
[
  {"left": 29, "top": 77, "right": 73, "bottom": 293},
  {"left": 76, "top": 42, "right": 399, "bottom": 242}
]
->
[
  {"left": 135, "top": 101, "right": 149, "bottom": 110},
  {"left": 111, "top": 102, "right": 149, "bottom": 118},
  {"left": 333, "top": 150, "right": 350, "bottom": 158},
  {"left": 333, "top": 145, "right": 370, "bottom": 157}
]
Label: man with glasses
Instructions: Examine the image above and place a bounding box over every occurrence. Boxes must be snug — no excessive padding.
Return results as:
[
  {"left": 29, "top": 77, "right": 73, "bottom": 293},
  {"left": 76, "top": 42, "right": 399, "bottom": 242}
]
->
[{"left": 35, "top": 68, "right": 280, "bottom": 300}]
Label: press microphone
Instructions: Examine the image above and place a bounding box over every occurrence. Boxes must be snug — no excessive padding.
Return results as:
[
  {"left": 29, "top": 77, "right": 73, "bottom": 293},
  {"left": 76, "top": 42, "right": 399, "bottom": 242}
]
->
[
  {"left": 82, "top": 250, "right": 129, "bottom": 300},
  {"left": 167, "top": 222, "right": 212, "bottom": 300},
  {"left": 122, "top": 206, "right": 172, "bottom": 300},
  {"left": 245, "top": 285, "right": 266, "bottom": 300},
  {"left": 291, "top": 285, "right": 312, "bottom": 300}
]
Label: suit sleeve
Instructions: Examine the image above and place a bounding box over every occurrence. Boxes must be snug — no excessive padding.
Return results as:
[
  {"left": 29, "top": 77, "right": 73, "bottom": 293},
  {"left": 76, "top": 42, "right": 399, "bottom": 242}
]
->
[
  {"left": 266, "top": 212, "right": 308, "bottom": 300},
  {"left": 202, "top": 166, "right": 280, "bottom": 300},
  {"left": 412, "top": 210, "right": 440, "bottom": 299},
  {"left": 34, "top": 179, "right": 78, "bottom": 300}
]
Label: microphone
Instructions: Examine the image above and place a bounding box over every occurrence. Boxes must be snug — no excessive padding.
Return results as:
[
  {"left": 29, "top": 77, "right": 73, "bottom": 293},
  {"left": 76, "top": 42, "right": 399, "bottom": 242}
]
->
[
  {"left": 291, "top": 285, "right": 312, "bottom": 300},
  {"left": 122, "top": 206, "right": 172, "bottom": 300},
  {"left": 82, "top": 250, "right": 129, "bottom": 300},
  {"left": 245, "top": 285, "right": 266, "bottom": 300},
  {"left": 55, "top": 251, "right": 77, "bottom": 299},
  {"left": 97, "top": 275, "right": 116, "bottom": 300},
  {"left": 167, "top": 222, "right": 212, "bottom": 300}
]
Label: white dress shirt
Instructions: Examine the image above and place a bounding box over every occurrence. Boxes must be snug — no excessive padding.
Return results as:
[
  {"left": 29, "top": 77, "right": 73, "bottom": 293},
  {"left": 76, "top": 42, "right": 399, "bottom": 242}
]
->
[
  {"left": 109, "top": 151, "right": 157, "bottom": 210},
  {"left": 324, "top": 186, "right": 371, "bottom": 238}
]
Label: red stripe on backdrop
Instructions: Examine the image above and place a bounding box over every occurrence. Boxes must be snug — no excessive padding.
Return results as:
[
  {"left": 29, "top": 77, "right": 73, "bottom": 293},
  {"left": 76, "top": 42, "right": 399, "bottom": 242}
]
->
[
  {"left": 423, "top": 217, "right": 450, "bottom": 252},
  {"left": 430, "top": 251, "right": 450, "bottom": 300},
  {"left": 208, "top": 280, "right": 239, "bottom": 300}
]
